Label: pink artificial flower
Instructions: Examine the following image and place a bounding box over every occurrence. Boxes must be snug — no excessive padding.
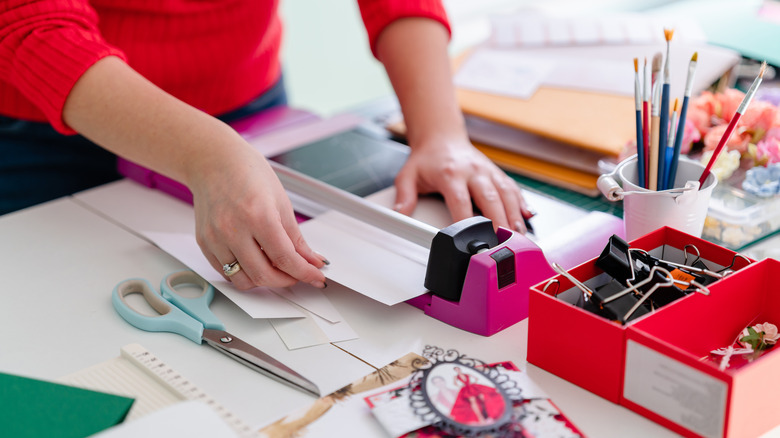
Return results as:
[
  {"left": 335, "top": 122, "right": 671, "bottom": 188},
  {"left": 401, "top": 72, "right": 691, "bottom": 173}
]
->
[
  {"left": 756, "top": 137, "right": 780, "bottom": 165},
  {"left": 703, "top": 124, "right": 751, "bottom": 154},
  {"left": 717, "top": 88, "right": 746, "bottom": 123},
  {"left": 680, "top": 118, "right": 701, "bottom": 154},
  {"left": 739, "top": 100, "right": 780, "bottom": 142},
  {"left": 754, "top": 323, "right": 780, "bottom": 345},
  {"left": 688, "top": 91, "right": 721, "bottom": 137},
  {"left": 766, "top": 127, "right": 780, "bottom": 143}
]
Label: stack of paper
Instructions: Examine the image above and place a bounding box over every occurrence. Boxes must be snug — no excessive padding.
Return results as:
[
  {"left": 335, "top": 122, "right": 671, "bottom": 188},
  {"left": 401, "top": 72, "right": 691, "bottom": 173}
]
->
[{"left": 450, "top": 11, "right": 741, "bottom": 196}]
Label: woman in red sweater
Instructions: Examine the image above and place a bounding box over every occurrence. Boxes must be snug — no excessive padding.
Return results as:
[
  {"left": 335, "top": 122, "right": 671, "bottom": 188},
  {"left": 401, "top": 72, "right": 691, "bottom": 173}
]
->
[{"left": 0, "top": 0, "right": 531, "bottom": 290}]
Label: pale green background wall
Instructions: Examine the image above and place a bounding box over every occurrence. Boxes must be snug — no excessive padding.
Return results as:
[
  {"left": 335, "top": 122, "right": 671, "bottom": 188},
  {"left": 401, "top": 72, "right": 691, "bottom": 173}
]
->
[{"left": 278, "top": 0, "right": 676, "bottom": 115}]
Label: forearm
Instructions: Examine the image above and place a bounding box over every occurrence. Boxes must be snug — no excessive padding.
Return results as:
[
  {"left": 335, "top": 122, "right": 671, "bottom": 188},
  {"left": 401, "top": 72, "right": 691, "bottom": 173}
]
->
[
  {"left": 376, "top": 19, "right": 531, "bottom": 230},
  {"left": 62, "top": 56, "right": 249, "bottom": 189},
  {"left": 375, "top": 18, "right": 467, "bottom": 147},
  {"left": 63, "top": 55, "right": 326, "bottom": 289}
]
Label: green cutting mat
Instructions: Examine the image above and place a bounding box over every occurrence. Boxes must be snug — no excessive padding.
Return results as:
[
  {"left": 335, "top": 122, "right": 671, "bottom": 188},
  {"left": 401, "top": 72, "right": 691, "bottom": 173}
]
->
[{"left": 509, "top": 172, "right": 624, "bottom": 217}]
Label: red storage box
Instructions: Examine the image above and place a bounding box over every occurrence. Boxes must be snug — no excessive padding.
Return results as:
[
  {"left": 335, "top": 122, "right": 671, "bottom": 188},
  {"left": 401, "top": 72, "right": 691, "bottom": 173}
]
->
[
  {"left": 624, "top": 258, "right": 780, "bottom": 438},
  {"left": 527, "top": 227, "right": 753, "bottom": 404}
]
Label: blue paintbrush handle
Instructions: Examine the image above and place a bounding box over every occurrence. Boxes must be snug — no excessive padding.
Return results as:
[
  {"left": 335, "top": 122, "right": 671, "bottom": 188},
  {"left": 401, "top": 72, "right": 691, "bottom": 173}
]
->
[
  {"left": 658, "top": 83, "right": 670, "bottom": 190},
  {"left": 667, "top": 96, "right": 690, "bottom": 190},
  {"left": 636, "top": 110, "right": 645, "bottom": 188}
]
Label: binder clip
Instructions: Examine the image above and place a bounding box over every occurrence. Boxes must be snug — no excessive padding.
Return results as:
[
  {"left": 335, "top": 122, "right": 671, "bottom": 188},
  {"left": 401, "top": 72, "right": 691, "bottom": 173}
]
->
[
  {"left": 406, "top": 216, "right": 556, "bottom": 336},
  {"left": 595, "top": 235, "right": 714, "bottom": 311},
  {"left": 550, "top": 262, "right": 651, "bottom": 324}
]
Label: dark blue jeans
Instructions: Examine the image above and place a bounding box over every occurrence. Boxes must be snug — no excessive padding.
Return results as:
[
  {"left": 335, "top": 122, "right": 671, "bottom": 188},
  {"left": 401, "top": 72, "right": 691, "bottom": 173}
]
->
[{"left": 0, "top": 77, "right": 287, "bottom": 215}]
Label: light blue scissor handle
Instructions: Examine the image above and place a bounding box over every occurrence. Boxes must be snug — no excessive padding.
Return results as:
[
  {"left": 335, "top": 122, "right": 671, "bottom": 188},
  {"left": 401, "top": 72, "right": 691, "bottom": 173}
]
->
[
  {"left": 112, "top": 278, "right": 203, "bottom": 343},
  {"left": 160, "top": 270, "right": 225, "bottom": 331}
]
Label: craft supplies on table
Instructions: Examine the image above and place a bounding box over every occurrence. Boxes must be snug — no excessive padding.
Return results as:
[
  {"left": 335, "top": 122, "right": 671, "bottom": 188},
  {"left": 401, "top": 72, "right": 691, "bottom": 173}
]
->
[
  {"left": 60, "top": 343, "right": 256, "bottom": 437},
  {"left": 112, "top": 270, "right": 320, "bottom": 397},
  {"left": 526, "top": 227, "right": 780, "bottom": 437},
  {"left": 527, "top": 227, "right": 752, "bottom": 404}
]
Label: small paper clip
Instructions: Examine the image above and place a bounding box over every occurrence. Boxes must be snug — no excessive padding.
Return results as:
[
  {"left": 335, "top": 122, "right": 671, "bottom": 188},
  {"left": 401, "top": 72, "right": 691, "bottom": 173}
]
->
[
  {"left": 715, "top": 253, "right": 753, "bottom": 274},
  {"left": 682, "top": 244, "right": 701, "bottom": 266},
  {"left": 550, "top": 263, "right": 593, "bottom": 302}
]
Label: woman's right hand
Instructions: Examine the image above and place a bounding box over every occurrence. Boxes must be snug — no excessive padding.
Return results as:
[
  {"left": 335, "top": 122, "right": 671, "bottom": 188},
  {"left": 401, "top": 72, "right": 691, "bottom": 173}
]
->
[{"left": 188, "top": 140, "right": 328, "bottom": 290}]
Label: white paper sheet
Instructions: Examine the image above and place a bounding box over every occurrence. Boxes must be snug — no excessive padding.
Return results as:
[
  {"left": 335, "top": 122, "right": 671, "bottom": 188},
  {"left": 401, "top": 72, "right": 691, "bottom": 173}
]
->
[
  {"left": 93, "top": 401, "right": 240, "bottom": 438},
  {"left": 457, "top": 42, "right": 740, "bottom": 99},
  {"left": 270, "top": 316, "right": 330, "bottom": 350},
  {"left": 270, "top": 284, "right": 343, "bottom": 323},
  {"left": 489, "top": 12, "right": 707, "bottom": 48},
  {"left": 299, "top": 211, "right": 430, "bottom": 306},
  {"left": 270, "top": 310, "right": 358, "bottom": 350},
  {"left": 454, "top": 49, "right": 553, "bottom": 100},
  {"left": 143, "top": 231, "right": 304, "bottom": 319}
]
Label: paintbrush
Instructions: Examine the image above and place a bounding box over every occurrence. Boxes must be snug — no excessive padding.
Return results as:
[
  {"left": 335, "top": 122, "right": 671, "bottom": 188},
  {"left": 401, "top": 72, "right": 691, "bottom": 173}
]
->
[
  {"left": 648, "top": 53, "right": 663, "bottom": 191},
  {"left": 667, "top": 52, "right": 698, "bottom": 190},
  {"left": 634, "top": 58, "right": 645, "bottom": 188},
  {"left": 643, "top": 57, "right": 650, "bottom": 188},
  {"left": 664, "top": 98, "right": 679, "bottom": 187},
  {"left": 699, "top": 61, "right": 767, "bottom": 186},
  {"left": 657, "top": 28, "right": 673, "bottom": 190}
]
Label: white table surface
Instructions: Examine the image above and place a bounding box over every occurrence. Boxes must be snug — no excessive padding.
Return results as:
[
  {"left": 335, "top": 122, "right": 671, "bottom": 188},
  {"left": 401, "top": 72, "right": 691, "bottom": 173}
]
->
[
  {"left": 62, "top": 179, "right": 686, "bottom": 437},
  {"left": 0, "top": 197, "right": 373, "bottom": 432},
  {"left": 5, "top": 178, "right": 778, "bottom": 437}
]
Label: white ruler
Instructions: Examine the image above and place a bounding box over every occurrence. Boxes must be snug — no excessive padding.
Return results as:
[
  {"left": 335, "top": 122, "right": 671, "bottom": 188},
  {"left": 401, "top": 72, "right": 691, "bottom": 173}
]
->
[{"left": 60, "top": 343, "right": 256, "bottom": 437}]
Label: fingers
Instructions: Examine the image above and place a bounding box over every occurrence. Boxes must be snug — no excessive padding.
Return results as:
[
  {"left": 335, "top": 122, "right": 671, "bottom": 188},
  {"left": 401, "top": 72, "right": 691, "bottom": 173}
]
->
[
  {"left": 439, "top": 179, "right": 474, "bottom": 223},
  {"left": 468, "top": 174, "right": 508, "bottom": 230},
  {"left": 492, "top": 173, "right": 529, "bottom": 234},
  {"left": 257, "top": 224, "right": 327, "bottom": 288},
  {"left": 280, "top": 212, "right": 330, "bottom": 270},
  {"left": 198, "top": 216, "right": 326, "bottom": 291},
  {"left": 393, "top": 168, "right": 419, "bottom": 215},
  {"left": 431, "top": 166, "right": 530, "bottom": 233}
]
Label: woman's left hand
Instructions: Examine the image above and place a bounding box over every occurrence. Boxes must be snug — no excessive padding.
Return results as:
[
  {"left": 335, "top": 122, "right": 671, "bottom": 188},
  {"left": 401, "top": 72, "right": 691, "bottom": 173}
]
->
[{"left": 393, "top": 135, "right": 532, "bottom": 233}]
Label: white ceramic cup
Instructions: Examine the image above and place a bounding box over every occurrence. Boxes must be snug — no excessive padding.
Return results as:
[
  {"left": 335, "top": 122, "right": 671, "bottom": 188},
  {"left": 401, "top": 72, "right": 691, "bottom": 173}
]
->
[{"left": 607, "top": 157, "right": 717, "bottom": 240}]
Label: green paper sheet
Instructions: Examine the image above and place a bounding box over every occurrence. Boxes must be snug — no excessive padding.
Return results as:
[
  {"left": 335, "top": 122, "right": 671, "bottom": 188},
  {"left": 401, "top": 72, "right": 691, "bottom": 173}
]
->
[{"left": 0, "top": 372, "right": 134, "bottom": 438}]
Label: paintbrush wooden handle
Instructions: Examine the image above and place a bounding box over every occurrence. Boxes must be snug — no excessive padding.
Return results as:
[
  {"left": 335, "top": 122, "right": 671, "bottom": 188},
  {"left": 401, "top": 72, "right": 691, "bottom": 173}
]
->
[{"left": 648, "top": 115, "right": 660, "bottom": 191}]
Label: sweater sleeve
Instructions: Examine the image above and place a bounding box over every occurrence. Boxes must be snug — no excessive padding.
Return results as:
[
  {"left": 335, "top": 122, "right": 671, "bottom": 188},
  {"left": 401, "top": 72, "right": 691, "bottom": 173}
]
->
[
  {"left": 0, "top": 0, "right": 126, "bottom": 134},
  {"left": 356, "top": 0, "right": 451, "bottom": 57}
]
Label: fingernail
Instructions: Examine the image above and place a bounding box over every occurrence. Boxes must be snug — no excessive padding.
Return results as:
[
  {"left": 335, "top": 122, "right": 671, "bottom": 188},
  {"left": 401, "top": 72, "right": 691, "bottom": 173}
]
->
[
  {"left": 514, "top": 221, "right": 527, "bottom": 233},
  {"left": 314, "top": 252, "right": 330, "bottom": 265},
  {"left": 393, "top": 203, "right": 403, "bottom": 212},
  {"left": 310, "top": 280, "right": 327, "bottom": 289}
]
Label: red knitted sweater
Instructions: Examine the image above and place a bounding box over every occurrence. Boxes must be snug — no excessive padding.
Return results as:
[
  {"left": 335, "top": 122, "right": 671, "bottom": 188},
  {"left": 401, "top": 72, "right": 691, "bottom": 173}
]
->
[{"left": 0, "top": 0, "right": 449, "bottom": 134}]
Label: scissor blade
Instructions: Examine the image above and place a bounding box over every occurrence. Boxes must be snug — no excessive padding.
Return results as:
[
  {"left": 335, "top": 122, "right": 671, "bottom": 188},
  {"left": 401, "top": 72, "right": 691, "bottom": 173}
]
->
[{"left": 202, "top": 329, "right": 320, "bottom": 397}]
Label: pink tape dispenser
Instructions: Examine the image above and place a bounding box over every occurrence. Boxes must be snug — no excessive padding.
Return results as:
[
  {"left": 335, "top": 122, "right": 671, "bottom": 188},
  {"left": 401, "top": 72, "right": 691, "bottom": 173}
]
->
[
  {"left": 407, "top": 216, "right": 555, "bottom": 336},
  {"left": 271, "top": 163, "right": 558, "bottom": 336}
]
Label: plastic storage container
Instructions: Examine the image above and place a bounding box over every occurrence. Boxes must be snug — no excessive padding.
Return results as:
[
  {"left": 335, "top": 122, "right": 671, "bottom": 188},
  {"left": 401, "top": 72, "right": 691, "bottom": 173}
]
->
[{"left": 703, "top": 183, "right": 780, "bottom": 250}]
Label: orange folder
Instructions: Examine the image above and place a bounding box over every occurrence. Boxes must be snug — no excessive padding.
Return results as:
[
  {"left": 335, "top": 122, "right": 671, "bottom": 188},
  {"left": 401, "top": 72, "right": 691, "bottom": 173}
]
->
[{"left": 457, "top": 86, "right": 634, "bottom": 158}]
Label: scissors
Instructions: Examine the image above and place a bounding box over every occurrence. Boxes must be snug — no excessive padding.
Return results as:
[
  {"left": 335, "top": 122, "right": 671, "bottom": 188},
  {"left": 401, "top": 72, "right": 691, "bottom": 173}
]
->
[{"left": 112, "top": 270, "right": 320, "bottom": 397}]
